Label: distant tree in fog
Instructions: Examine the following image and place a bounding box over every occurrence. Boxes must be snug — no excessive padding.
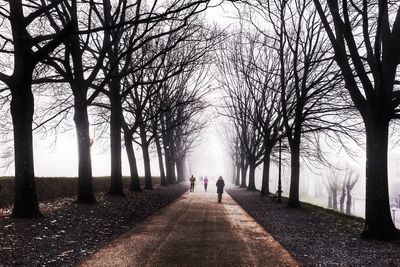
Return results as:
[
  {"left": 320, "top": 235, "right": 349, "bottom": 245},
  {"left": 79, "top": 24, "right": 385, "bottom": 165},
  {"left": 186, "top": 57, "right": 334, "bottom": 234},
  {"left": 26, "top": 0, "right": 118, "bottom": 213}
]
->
[
  {"left": 243, "top": 0, "right": 351, "bottom": 208},
  {"left": 217, "top": 28, "right": 283, "bottom": 192},
  {"left": 325, "top": 168, "right": 341, "bottom": 211}
]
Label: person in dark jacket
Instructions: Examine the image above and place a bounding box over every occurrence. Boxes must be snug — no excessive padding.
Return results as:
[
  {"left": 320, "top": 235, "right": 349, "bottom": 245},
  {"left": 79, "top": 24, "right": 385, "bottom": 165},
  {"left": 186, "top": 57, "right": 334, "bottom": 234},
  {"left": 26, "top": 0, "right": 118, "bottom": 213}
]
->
[
  {"left": 216, "top": 176, "right": 225, "bottom": 203},
  {"left": 189, "top": 175, "right": 196, "bottom": 192}
]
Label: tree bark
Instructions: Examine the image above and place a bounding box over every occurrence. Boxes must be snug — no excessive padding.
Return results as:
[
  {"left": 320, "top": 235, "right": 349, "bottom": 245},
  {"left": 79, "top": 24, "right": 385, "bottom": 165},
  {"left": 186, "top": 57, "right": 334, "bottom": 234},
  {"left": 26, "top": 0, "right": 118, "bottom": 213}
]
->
[
  {"left": 124, "top": 134, "right": 141, "bottom": 191},
  {"left": 260, "top": 151, "right": 271, "bottom": 196},
  {"left": 155, "top": 135, "right": 167, "bottom": 186},
  {"left": 235, "top": 164, "right": 240, "bottom": 186},
  {"left": 340, "top": 184, "right": 346, "bottom": 213},
  {"left": 247, "top": 161, "right": 256, "bottom": 191},
  {"left": 332, "top": 189, "right": 338, "bottom": 211},
  {"left": 74, "top": 100, "right": 96, "bottom": 203},
  {"left": 346, "top": 188, "right": 352, "bottom": 215},
  {"left": 362, "top": 118, "right": 399, "bottom": 238},
  {"left": 140, "top": 124, "right": 153, "bottom": 190},
  {"left": 288, "top": 135, "right": 301, "bottom": 208},
  {"left": 108, "top": 79, "right": 124, "bottom": 196},
  {"left": 176, "top": 159, "right": 184, "bottom": 183},
  {"left": 240, "top": 163, "right": 248, "bottom": 188},
  {"left": 11, "top": 76, "right": 41, "bottom": 218}
]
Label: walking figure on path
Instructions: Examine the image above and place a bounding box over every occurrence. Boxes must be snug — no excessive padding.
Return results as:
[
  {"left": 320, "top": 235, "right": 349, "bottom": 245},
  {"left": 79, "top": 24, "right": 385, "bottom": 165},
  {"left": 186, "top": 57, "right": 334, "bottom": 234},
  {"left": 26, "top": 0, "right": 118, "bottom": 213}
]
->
[
  {"left": 216, "top": 176, "right": 225, "bottom": 203},
  {"left": 189, "top": 175, "right": 196, "bottom": 192},
  {"left": 203, "top": 176, "right": 209, "bottom": 192}
]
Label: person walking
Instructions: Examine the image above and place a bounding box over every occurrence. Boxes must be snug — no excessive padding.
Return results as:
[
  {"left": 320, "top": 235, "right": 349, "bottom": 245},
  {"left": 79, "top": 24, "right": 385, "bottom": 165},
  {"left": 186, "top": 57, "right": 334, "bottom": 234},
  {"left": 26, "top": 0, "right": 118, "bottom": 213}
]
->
[
  {"left": 189, "top": 175, "right": 196, "bottom": 192},
  {"left": 203, "top": 176, "right": 209, "bottom": 192},
  {"left": 216, "top": 176, "right": 225, "bottom": 203}
]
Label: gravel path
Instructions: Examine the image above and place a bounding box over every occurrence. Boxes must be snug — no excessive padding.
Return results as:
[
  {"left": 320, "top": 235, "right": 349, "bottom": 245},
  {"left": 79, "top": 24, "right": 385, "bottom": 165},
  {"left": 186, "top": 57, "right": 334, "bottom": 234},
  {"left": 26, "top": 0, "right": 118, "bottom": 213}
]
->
[
  {"left": 0, "top": 184, "right": 188, "bottom": 266},
  {"left": 226, "top": 187, "right": 400, "bottom": 266},
  {"left": 79, "top": 188, "right": 298, "bottom": 267}
]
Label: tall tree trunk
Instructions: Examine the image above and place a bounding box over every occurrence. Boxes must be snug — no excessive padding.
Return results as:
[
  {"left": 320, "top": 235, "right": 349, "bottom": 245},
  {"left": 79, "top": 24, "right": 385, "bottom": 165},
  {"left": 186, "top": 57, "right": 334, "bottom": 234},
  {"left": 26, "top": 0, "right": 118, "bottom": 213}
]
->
[
  {"left": 155, "top": 135, "right": 167, "bottom": 186},
  {"left": 11, "top": 76, "right": 41, "bottom": 218},
  {"left": 176, "top": 159, "right": 184, "bottom": 183},
  {"left": 247, "top": 160, "right": 256, "bottom": 191},
  {"left": 235, "top": 164, "right": 240, "bottom": 186},
  {"left": 74, "top": 99, "right": 96, "bottom": 203},
  {"left": 260, "top": 151, "right": 271, "bottom": 196},
  {"left": 340, "top": 185, "right": 346, "bottom": 213},
  {"left": 140, "top": 124, "right": 153, "bottom": 190},
  {"left": 169, "top": 140, "right": 177, "bottom": 184},
  {"left": 240, "top": 163, "right": 248, "bottom": 188},
  {"left": 232, "top": 164, "right": 236, "bottom": 184},
  {"left": 362, "top": 118, "right": 398, "bottom": 238},
  {"left": 164, "top": 144, "right": 172, "bottom": 184},
  {"left": 346, "top": 188, "right": 352, "bottom": 215},
  {"left": 288, "top": 134, "right": 301, "bottom": 208},
  {"left": 169, "top": 160, "right": 177, "bottom": 184},
  {"left": 332, "top": 189, "right": 338, "bottom": 211},
  {"left": 108, "top": 81, "right": 124, "bottom": 195},
  {"left": 124, "top": 133, "right": 141, "bottom": 191}
]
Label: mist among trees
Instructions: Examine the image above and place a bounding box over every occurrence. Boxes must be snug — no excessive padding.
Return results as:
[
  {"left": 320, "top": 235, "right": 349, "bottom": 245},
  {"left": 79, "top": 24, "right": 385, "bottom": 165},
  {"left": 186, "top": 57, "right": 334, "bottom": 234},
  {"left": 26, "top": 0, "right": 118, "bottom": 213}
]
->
[{"left": 0, "top": 0, "right": 399, "bottom": 241}]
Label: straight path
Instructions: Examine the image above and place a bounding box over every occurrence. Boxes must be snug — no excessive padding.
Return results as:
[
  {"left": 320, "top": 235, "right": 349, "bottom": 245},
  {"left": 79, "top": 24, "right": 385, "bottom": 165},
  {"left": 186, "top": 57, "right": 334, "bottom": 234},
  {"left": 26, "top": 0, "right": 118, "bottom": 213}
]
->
[{"left": 79, "top": 184, "right": 299, "bottom": 267}]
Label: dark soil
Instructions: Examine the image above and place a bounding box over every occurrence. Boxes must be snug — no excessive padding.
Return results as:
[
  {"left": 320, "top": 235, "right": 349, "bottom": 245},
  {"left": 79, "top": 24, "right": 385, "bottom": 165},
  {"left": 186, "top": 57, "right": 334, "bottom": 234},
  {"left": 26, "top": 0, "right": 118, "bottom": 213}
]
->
[
  {"left": 226, "top": 187, "right": 400, "bottom": 266},
  {"left": 0, "top": 184, "right": 188, "bottom": 266}
]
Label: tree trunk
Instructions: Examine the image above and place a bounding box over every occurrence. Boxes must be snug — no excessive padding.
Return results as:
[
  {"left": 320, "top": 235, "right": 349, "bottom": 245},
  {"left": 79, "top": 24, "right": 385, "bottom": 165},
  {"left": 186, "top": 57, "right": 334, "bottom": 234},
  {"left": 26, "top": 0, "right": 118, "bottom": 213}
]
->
[
  {"left": 340, "top": 185, "right": 346, "bottom": 213},
  {"left": 235, "top": 164, "right": 240, "bottom": 186},
  {"left": 155, "top": 135, "right": 167, "bottom": 186},
  {"left": 247, "top": 161, "right": 256, "bottom": 191},
  {"left": 74, "top": 100, "right": 96, "bottom": 203},
  {"left": 169, "top": 139, "right": 177, "bottom": 184},
  {"left": 232, "top": 164, "right": 236, "bottom": 184},
  {"left": 260, "top": 151, "right": 271, "bottom": 196},
  {"left": 140, "top": 124, "right": 153, "bottom": 190},
  {"left": 288, "top": 134, "right": 301, "bottom": 208},
  {"left": 240, "top": 163, "right": 248, "bottom": 188},
  {"left": 108, "top": 83, "right": 124, "bottom": 196},
  {"left": 328, "top": 192, "right": 332, "bottom": 208},
  {"left": 10, "top": 77, "right": 41, "bottom": 218},
  {"left": 164, "top": 145, "right": 172, "bottom": 183},
  {"left": 176, "top": 159, "right": 184, "bottom": 183},
  {"left": 169, "top": 160, "right": 177, "bottom": 184},
  {"left": 124, "top": 134, "right": 141, "bottom": 191},
  {"left": 332, "top": 189, "right": 338, "bottom": 211},
  {"left": 346, "top": 188, "right": 352, "bottom": 215},
  {"left": 362, "top": 118, "right": 399, "bottom": 238}
]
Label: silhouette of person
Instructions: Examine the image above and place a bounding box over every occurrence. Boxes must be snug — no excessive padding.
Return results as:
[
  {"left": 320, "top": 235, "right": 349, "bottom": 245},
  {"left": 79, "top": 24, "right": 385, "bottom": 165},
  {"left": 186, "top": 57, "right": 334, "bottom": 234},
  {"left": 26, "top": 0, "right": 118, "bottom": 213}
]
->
[
  {"left": 203, "top": 176, "right": 209, "bottom": 192},
  {"left": 216, "top": 176, "right": 225, "bottom": 203},
  {"left": 189, "top": 175, "right": 196, "bottom": 192}
]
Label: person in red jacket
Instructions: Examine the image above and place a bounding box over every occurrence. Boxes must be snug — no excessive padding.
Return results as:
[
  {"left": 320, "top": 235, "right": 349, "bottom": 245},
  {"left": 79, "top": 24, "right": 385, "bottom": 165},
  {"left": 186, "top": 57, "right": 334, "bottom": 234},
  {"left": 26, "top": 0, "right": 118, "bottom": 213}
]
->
[
  {"left": 203, "top": 176, "right": 209, "bottom": 192},
  {"left": 216, "top": 176, "right": 225, "bottom": 203}
]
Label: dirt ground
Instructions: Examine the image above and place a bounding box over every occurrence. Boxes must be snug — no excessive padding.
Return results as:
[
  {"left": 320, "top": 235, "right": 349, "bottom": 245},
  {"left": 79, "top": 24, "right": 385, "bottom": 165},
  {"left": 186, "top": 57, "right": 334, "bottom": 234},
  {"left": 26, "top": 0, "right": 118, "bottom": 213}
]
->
[{"left": 79, "top": 185, "right": 298, "bottom": 267}]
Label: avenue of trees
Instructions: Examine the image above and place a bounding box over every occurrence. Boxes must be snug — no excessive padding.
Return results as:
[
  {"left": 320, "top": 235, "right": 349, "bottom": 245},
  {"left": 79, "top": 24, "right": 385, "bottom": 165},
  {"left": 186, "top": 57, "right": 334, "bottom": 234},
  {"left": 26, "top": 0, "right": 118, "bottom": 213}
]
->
[
  {"left": 0, "top": 0, "right": 214, "bottom": 218},
  {"left": 0, "top": 0, "right": 399, "bottom": 241},
  {"left": 219, "top": 0, "right": 400, "bottom": 239}
]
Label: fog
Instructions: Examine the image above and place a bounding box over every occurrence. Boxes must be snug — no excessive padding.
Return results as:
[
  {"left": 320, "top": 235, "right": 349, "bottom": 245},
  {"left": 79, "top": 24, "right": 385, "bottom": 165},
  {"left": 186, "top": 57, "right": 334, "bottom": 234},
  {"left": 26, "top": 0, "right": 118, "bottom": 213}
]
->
[{"left": 1, "top": 1, "right": 399, "bottom": 228}]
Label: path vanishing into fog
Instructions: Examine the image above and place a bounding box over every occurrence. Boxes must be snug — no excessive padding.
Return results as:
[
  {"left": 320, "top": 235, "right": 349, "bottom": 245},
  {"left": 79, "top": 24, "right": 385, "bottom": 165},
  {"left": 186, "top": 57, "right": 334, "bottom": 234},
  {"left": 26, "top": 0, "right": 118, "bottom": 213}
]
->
[{"left": 79, "top": 184, "right": 298, "bottom": 267}]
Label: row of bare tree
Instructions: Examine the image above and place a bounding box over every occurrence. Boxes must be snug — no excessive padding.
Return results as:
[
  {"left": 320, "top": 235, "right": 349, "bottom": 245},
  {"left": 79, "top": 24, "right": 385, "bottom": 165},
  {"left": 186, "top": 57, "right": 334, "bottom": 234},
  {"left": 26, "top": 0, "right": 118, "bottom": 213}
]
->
[
  {"left": 0, "top": 1, "right": 216, "bottom": 218},
  {"left": 325, "top": 167, "right": 359, "bottom": 215},
  {"left": 219, "top": 0, "right": 400, "bottom": 240}
]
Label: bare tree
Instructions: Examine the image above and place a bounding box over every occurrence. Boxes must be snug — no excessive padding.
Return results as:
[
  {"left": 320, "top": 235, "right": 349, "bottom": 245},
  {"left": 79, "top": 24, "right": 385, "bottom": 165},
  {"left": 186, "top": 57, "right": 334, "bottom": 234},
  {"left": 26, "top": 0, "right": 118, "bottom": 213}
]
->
[
  {"left": 98, "top": 0, "right": 210, "bottom": 194},
  {"left": 344, "top": 168, "right": 359, "bottom": 215},
  {"left": 0, "top": 1, "right": 73, "bottom": 217},
  {"left": 312, "top": 0, "right": 400, "bottom": 239},
  {"left": 325, "top": 168, "right": 341, "bottom": 211}
]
